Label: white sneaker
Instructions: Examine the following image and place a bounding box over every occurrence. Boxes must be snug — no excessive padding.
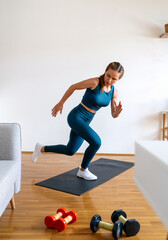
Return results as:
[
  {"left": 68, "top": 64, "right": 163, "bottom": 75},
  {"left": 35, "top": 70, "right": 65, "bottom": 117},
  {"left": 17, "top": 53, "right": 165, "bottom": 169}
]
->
[
  {"left": 32, "top": 143, "right": 43, "bottom": 163},
  {"left": 77, "top": 167, "right": 97, "bottom": 181}
]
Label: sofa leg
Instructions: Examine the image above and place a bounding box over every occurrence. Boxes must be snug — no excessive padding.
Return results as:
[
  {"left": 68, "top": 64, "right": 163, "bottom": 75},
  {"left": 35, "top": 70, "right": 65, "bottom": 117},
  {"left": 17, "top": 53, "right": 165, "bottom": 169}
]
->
[{"left": 10, "top": 196, "right": 15, "bottom": 209}]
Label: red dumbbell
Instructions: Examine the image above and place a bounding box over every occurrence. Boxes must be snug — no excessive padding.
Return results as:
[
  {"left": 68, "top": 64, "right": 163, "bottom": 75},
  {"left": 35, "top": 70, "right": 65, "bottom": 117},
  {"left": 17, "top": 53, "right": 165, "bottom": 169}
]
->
[
  {"left": 54, "top": 210, "right": 78, "bottom": 232},
  {"left": 45, "top": 208, "right": 68, "bottom": 228}
]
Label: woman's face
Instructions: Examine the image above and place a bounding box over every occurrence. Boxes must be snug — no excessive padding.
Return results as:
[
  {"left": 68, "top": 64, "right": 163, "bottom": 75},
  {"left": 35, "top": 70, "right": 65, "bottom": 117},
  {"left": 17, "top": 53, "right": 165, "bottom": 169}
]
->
[{"left": 104, "top": 69, "right": 120, "bottom": 86}]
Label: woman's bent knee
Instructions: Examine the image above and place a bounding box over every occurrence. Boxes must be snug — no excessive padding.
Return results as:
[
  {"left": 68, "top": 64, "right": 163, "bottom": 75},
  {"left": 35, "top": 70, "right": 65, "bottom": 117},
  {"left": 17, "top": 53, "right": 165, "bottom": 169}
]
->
[
  {"left": 94, "top": 137, "right": 101, "bottom": 150},
  {"left": 66, "top": 148, "right": 76, "bottom": 156}
]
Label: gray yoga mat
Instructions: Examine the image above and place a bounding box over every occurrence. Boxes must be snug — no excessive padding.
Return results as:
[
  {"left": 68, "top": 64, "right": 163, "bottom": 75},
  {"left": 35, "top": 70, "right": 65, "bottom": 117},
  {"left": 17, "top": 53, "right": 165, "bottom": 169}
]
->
[{"left": 35, "top": 158, "right": 134, "bottom": 196}]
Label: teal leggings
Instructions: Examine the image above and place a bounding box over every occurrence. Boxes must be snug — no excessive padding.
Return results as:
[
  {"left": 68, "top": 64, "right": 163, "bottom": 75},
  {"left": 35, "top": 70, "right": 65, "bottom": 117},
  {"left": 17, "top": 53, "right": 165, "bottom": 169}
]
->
[{"left": 45, "top": 104, "right": 101, "bottom": 169}]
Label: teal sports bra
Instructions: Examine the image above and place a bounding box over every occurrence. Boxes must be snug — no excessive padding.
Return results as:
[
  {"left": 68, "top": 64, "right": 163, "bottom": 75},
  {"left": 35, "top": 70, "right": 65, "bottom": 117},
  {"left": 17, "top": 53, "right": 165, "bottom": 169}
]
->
[{"left": 81, "top": 79, "right": 114, "bottom": 111}]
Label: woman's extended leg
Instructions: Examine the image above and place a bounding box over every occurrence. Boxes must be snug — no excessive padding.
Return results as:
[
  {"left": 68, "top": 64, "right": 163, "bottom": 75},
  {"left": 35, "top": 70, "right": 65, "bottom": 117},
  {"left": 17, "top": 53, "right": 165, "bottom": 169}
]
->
[
  {"left": 44, "top": 130, "right": 84, "bottom": 155},
  {"left": 32, "top": 130, "right": 84, "bottom": 163}
]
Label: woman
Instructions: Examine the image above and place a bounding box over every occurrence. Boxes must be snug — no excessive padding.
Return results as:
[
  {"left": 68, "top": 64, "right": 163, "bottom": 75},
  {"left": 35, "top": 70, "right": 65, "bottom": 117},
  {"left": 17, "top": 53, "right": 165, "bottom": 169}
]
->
[{"left": 32, "top": 62, "right": 124, "bottom": 180}]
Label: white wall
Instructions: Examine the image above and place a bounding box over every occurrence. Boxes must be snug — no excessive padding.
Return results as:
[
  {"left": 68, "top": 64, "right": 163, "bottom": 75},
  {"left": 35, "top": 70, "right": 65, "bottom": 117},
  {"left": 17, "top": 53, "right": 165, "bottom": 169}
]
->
[{"left": 0, "top": 0, "right": 168, "bottom": 153}]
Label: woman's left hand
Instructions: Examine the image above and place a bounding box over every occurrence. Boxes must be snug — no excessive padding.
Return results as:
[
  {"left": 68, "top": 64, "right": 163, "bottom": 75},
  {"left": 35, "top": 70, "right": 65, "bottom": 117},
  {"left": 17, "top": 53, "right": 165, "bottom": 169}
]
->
[{"left": 112, "top": 101, "right": 123, "bottom": 118}]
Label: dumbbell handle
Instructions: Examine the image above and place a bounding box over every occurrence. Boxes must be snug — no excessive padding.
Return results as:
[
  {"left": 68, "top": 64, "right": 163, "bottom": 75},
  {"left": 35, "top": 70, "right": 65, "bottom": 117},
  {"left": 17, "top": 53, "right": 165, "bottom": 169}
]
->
[
  {"left": 64, "top": 215, "right": 73, "bottom": 224},
  {"left": 54, "top": 211, "right": 64, "bottom": 220},
  {"left": 98, "top": 221, "right": 113, "bottom": 231},
  {"left": 118, "top": 215, "right": 127, "bottom": 224}
]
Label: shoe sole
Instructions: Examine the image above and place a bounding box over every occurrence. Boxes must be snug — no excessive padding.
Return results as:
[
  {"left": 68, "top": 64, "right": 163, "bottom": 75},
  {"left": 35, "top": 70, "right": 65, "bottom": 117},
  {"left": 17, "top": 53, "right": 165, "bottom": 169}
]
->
[{"left": 77, "top": 175, "right": 97, "bottom": 181}]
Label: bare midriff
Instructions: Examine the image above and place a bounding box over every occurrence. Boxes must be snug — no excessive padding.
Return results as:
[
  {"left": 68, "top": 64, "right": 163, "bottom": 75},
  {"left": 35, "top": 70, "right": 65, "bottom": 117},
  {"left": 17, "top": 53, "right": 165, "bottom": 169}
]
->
[{"left": 80, "top": 102, "right": 97, "bottom": 113}]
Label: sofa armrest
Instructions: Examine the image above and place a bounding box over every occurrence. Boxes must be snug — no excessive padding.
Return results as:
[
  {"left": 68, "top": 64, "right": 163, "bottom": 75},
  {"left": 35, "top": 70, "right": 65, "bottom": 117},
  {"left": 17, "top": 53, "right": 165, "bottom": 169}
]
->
[{"left": 0, "top": 123, "right": 22, "bottom": 161}]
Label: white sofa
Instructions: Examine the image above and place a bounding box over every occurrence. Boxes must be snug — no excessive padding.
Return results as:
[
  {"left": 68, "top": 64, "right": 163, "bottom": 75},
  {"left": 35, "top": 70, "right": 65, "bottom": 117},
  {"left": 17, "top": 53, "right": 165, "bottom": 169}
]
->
[
  {"left": 134, "top": 140, "right": 168, "bottom": 231},
  {"left": 0, "top": 123, "right": 21, "bottom": 217}
]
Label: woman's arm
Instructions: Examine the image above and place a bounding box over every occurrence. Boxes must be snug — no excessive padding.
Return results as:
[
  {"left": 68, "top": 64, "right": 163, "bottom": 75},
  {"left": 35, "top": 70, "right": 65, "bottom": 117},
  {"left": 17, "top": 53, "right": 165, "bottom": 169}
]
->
[
  {"left": 51, "top": 78, "right": 99, "bottom": 117},
  {"left": 111, "top": 88, "right": 123, "bottom": 118}
]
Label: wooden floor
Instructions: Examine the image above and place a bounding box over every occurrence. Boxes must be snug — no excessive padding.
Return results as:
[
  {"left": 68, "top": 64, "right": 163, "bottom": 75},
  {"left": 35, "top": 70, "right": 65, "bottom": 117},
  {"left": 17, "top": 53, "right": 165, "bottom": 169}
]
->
[{"left": 0, "top": 153, "right": 167, "bottom": 240}]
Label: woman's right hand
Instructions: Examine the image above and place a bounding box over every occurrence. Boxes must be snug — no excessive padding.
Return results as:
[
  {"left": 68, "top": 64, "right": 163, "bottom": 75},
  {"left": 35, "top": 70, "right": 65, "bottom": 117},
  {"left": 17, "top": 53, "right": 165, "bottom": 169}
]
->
[{"left": 51, "top": 102, "right": 63, "bottom": 117}]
